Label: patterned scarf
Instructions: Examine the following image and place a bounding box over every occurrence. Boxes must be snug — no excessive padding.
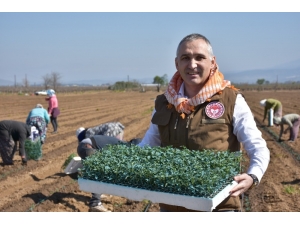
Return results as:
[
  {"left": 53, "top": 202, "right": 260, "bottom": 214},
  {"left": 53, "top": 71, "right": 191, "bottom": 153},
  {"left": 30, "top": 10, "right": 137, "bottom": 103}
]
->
[{"left": 164, "top": 65, "right": 232, "bottom": 118}]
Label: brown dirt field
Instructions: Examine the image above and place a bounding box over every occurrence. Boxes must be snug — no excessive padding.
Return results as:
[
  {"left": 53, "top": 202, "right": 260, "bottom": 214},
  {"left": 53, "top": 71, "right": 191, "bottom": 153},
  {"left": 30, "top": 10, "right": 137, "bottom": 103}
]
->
[{"left": 0, "top": 89, "right": 300, "bottom": 212}]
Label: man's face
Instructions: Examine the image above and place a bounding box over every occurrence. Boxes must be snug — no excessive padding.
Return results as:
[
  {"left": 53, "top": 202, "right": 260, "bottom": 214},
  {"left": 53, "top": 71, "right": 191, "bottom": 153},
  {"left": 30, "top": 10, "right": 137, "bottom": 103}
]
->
[{"left": 175, "top": 39, "right": 216, "bottom": 90}]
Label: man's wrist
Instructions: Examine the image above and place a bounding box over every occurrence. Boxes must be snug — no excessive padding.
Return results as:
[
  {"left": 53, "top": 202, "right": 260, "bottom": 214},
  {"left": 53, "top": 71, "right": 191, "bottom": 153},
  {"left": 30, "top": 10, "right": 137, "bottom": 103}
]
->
[{"left": 248, "top": 174, "right": 259, "bottom": 190}]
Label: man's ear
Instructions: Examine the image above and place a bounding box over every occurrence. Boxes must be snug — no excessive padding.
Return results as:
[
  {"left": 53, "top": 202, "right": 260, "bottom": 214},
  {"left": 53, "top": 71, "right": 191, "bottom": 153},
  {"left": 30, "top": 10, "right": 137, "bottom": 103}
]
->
[
  {"left": 175, "top": 57, "right": 179, "bottom": 70},
  {"left": 210, "top": 56, "right": 216, "bottom": 69}
]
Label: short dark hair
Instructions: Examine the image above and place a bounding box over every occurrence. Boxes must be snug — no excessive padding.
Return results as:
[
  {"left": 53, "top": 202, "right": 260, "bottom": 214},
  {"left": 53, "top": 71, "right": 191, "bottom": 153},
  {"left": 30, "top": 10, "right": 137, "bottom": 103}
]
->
[{"left": 176, "top": 33, "right": 214, "bottom": 58}]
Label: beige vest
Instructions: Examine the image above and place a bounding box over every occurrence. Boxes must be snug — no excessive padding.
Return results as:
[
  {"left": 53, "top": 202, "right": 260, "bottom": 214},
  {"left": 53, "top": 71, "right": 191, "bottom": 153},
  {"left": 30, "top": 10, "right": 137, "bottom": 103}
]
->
[{"left": 152, "top": 87, "right": 242, "bottom": 211}]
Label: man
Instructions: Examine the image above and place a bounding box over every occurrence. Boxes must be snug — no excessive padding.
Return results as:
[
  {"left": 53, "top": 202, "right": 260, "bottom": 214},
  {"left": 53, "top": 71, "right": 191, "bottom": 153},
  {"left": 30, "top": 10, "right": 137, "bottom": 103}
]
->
[
  {"left": 274, "top": 114, "right": 300, "bottom": 142},
  {"left": 260, "top": 98, "right": 282, "bottom": 125},
  {"left": 0, "top": 120, "right": 31, "bottom": 165},
  {"left": 138, "top": 33, "right": 270, "bottom": 212}
]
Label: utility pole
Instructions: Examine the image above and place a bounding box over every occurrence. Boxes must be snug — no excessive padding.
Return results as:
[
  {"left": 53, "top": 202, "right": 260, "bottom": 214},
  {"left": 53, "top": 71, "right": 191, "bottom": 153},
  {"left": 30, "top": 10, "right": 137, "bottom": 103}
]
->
[{"left": 14, "top": 74, "right": 16, "bottom": 87}]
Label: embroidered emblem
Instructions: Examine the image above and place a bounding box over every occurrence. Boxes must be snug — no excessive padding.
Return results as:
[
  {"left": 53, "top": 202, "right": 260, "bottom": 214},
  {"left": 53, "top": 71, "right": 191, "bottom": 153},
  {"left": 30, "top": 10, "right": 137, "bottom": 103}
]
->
[{"left": 205, "top": 101, "right": 225, "bottom": 119}]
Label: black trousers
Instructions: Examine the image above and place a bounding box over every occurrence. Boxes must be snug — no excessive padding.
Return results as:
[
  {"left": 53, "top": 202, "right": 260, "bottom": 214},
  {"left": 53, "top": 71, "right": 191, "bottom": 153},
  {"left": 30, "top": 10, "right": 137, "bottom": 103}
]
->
[{"left": 50, "top": 116, "right": 58, "bottom": 132}]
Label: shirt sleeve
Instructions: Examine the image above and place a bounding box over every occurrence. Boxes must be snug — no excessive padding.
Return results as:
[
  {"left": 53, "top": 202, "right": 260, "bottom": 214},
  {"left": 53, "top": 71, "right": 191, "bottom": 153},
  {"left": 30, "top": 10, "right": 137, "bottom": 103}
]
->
[
  {"left": 233, "top": 94, "right": 270, "bottom": 182},
  {"left": 44, "top": 109, "right": 50, "bottom": 123},
  {"left": 279, "top": 124, "right": 284, "bottom": 139},
  {"left": 137, "top": 110, "right": 161, "bottom": 147},
  {"left": 48, "top": 98, "right": 54, "bottom": 114},
  {"left": 18, "top": 133, "right": 27, "bottom": 157},
  {"left": 282, "top": 117, "right": 293, "bottom": 128}
]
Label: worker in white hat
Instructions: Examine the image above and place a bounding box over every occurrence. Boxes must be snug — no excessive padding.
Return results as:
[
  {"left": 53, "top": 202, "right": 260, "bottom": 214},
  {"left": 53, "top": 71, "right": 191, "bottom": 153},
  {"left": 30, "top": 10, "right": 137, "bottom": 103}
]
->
[{"left": 260, "top": 98, "right": 282, "bottom": 125}]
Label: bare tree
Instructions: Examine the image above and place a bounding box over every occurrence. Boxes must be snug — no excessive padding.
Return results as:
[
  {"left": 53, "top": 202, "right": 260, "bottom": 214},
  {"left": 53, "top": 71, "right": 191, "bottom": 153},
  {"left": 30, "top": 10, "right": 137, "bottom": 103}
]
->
[
  {"left": 23, "top": 74, "right": 29, "bottom": 90},
  {"left": 50, "top": 72, "right": 62, "bottom": 91},
  {"left": 42, "top": 74, "right": 52, "bottom": 90}
]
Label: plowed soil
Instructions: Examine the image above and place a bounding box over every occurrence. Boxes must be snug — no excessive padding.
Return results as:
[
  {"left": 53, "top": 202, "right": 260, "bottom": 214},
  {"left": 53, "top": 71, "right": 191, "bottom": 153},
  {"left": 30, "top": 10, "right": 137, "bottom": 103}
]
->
[{"left": 0, "top": 89, "right": 300, "bottom": 212}]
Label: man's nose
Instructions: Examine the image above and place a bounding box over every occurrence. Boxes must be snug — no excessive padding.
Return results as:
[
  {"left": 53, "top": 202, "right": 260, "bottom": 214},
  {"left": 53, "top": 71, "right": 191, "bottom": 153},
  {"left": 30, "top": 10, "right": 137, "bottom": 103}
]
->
[{"left": 188, "top": 59, "right": 197, "bottom": 69}]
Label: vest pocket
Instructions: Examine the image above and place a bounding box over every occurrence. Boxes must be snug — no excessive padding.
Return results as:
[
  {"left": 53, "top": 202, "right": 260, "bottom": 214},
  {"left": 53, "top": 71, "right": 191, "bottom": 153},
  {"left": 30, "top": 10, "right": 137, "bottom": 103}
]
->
[{"left": 152, "top": 111, "right": 176, "bottom": 145}]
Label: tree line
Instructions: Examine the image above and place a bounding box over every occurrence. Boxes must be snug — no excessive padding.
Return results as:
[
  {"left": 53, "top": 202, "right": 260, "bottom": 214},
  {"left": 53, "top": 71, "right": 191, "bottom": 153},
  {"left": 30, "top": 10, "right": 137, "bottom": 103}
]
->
[{"left": 21, "top": 72, "right": 62, "bottom": 91}]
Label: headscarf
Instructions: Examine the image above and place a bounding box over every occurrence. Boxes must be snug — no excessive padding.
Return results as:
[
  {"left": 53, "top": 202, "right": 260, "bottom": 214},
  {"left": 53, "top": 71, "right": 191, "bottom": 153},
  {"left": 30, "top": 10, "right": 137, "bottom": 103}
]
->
[
  {"left": 76, "top": 127, "right": 87, "bottom": 142},
  {"left": 81, "top": 138, "right": 92, "bottom": 145},
  {"left": 260, "top": 99, "right": 267, "bottom": 107},
  {"left": 76, "top": 127, "right": 85, "bottom": 137},
  {"left": 85, "top": 122, "right": 125, "bottom": 139},
  {"left": 164, "top": 65, "right": 232, "bottom": 117},
  {"left": 47, "top": 89, "right": 56, "bottom": 97},
  {"left": 36, "top": 104, "right": 43, "bottom": 108},
  {"left": 273, "top": 117, "right": 282, "bottom": 125}
]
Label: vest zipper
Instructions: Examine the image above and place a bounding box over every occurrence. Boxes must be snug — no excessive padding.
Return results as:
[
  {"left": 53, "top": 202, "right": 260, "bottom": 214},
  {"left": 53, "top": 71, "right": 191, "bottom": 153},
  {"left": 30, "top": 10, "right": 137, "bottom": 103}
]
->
[
  {"left": 185, "top": 114, "right": 194, "bottom": 149},
  {"left": 186, "top": 114, "right": 194, "bottom": 128},
  {"left": 174, "top": 115, "right": 179, "bottom": 129}
]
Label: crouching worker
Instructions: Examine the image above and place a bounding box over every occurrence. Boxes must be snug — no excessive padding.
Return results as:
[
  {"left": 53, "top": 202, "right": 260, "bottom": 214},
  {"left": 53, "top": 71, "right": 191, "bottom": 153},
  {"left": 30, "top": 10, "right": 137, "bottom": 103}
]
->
[
  {"left": 0, "top": 120, "right": 31, "bottom": 166},
  {"left": 76, "top": 122, "right": 125, "bottom": 212},
  {"left": 76, "top": 122, "right": 141, "bottom": 212},
  {"left": 260, "top": 98, "right": 283, "bottom": 125},
  {"left": 76, "top": 122, "right": 125, "bottom": 142},
  {"left": 26, "top": 103, "right": 50, "bottom": 144},
  {"left": 77, "top": 135, "right": 126, "bottom": 212},
  {"left": 274, "top": 114, "right": 300, "bottom": 142}
]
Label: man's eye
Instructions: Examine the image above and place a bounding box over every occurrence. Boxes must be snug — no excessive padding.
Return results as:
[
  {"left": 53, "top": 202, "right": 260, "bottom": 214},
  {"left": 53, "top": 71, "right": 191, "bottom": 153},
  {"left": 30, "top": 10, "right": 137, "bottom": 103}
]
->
[{"left": 196, "top": 56, "right": 205, "bottom": 61}]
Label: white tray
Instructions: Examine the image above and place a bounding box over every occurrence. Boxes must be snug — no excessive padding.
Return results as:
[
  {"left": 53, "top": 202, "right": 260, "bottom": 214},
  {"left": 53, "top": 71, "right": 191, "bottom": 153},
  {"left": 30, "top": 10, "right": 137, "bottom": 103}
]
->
[
  {"left": 64, "top": 157, "right": 83, "bottom": 174},
  {"left": 78, "top": 178, "right": 237, "bottom": 211}
]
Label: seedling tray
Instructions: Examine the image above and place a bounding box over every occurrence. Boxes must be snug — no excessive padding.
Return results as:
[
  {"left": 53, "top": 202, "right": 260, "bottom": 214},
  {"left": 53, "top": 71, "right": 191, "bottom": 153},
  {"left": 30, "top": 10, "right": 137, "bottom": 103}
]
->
[
  {"left": 64, "top": 157, "right": 83, "bottom": 174},
  {"left": 78, "top": 178, "right": 237, "bottom": 211}
]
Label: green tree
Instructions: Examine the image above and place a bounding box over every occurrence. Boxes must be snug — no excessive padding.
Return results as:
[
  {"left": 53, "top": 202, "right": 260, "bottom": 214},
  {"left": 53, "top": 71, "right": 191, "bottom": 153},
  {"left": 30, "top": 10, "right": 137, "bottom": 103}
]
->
[
  {"left": 256, "top": 79, "right": 265, "bottom": 85},
  {"left": 256, "top": 78, "right": 265, "bottom": 91},
  {"left": 153, "top": 76, "right": 164, "bottom": 85}
]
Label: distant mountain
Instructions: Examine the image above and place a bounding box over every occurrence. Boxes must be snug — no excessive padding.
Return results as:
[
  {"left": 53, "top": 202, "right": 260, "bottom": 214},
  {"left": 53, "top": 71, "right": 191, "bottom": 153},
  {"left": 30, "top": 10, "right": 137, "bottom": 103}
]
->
[
  {"left": 1, "top": 58, "right": 299, "bottom": 86},
  {"left": 273, "top": 58, "right": 300, "bottom": 70},
  {"left": 225, "top": 65, "right": 300, "bottom": 84},
  {"left": 63, "top": 79, "right": 110, "bottom": 86},
  {"left": 62, "top": 77, "right": 154, "bottom": 86},
  {"left": 0, "top": 79, "right": 14, "bottom": 86}
]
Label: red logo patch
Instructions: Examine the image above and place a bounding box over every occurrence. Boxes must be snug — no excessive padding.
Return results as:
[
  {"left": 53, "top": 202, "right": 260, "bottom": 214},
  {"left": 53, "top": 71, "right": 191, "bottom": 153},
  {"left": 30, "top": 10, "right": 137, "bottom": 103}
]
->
[{"left": 205, "top": 101, "right": 225, "bottom": 119}]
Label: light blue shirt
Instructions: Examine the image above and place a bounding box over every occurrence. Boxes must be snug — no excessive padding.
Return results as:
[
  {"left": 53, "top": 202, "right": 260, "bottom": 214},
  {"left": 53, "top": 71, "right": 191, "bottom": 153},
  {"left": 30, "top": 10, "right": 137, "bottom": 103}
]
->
[{"left": 26, "top": 108, "right": 50, "bottom": 124}]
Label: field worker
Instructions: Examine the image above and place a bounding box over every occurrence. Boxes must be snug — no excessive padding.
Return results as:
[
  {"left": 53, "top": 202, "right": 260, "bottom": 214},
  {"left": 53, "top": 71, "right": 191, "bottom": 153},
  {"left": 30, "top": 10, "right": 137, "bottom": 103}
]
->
[
  {"left": 260, "top": 98, "right": 282, "bottom": 124},
  {"left": 76, "top": 122, "right": 141, "bottom": 212},
  {"left": 138, "top": 33, "right": 270, "bottom": 212},
  {"left": 274, "top": 114, "right": 300, "bottom": 142},
  {"left": 0, "top": 120, "right": 31, "bottom": 165},
  {"left": 45, "top": 89, "right": 60, "bottom": 134},
  {"left": 26, "top": 104, "right": 50, "bottom": 144},
  {"left": 76, "top": 122, "right": 125, "bottom": 142},
  {"left": 77, "top": 138, "right": 125, "bottom": 213},
  {"left": 76, "top": 122, "right": 125, "bottom": 212}
]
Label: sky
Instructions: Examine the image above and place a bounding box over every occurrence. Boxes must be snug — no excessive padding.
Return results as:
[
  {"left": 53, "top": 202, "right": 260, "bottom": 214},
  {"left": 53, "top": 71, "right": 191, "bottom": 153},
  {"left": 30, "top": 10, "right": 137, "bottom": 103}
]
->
[{"left": 1, "top": 1, "right": 300, "bottom": 85}]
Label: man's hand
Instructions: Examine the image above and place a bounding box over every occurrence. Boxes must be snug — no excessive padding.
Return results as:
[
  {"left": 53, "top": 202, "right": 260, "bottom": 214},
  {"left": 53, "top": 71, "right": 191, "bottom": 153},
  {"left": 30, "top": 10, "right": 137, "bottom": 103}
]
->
[{"left": 229, "top": 173, "right": 254, "bottom": 196}]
